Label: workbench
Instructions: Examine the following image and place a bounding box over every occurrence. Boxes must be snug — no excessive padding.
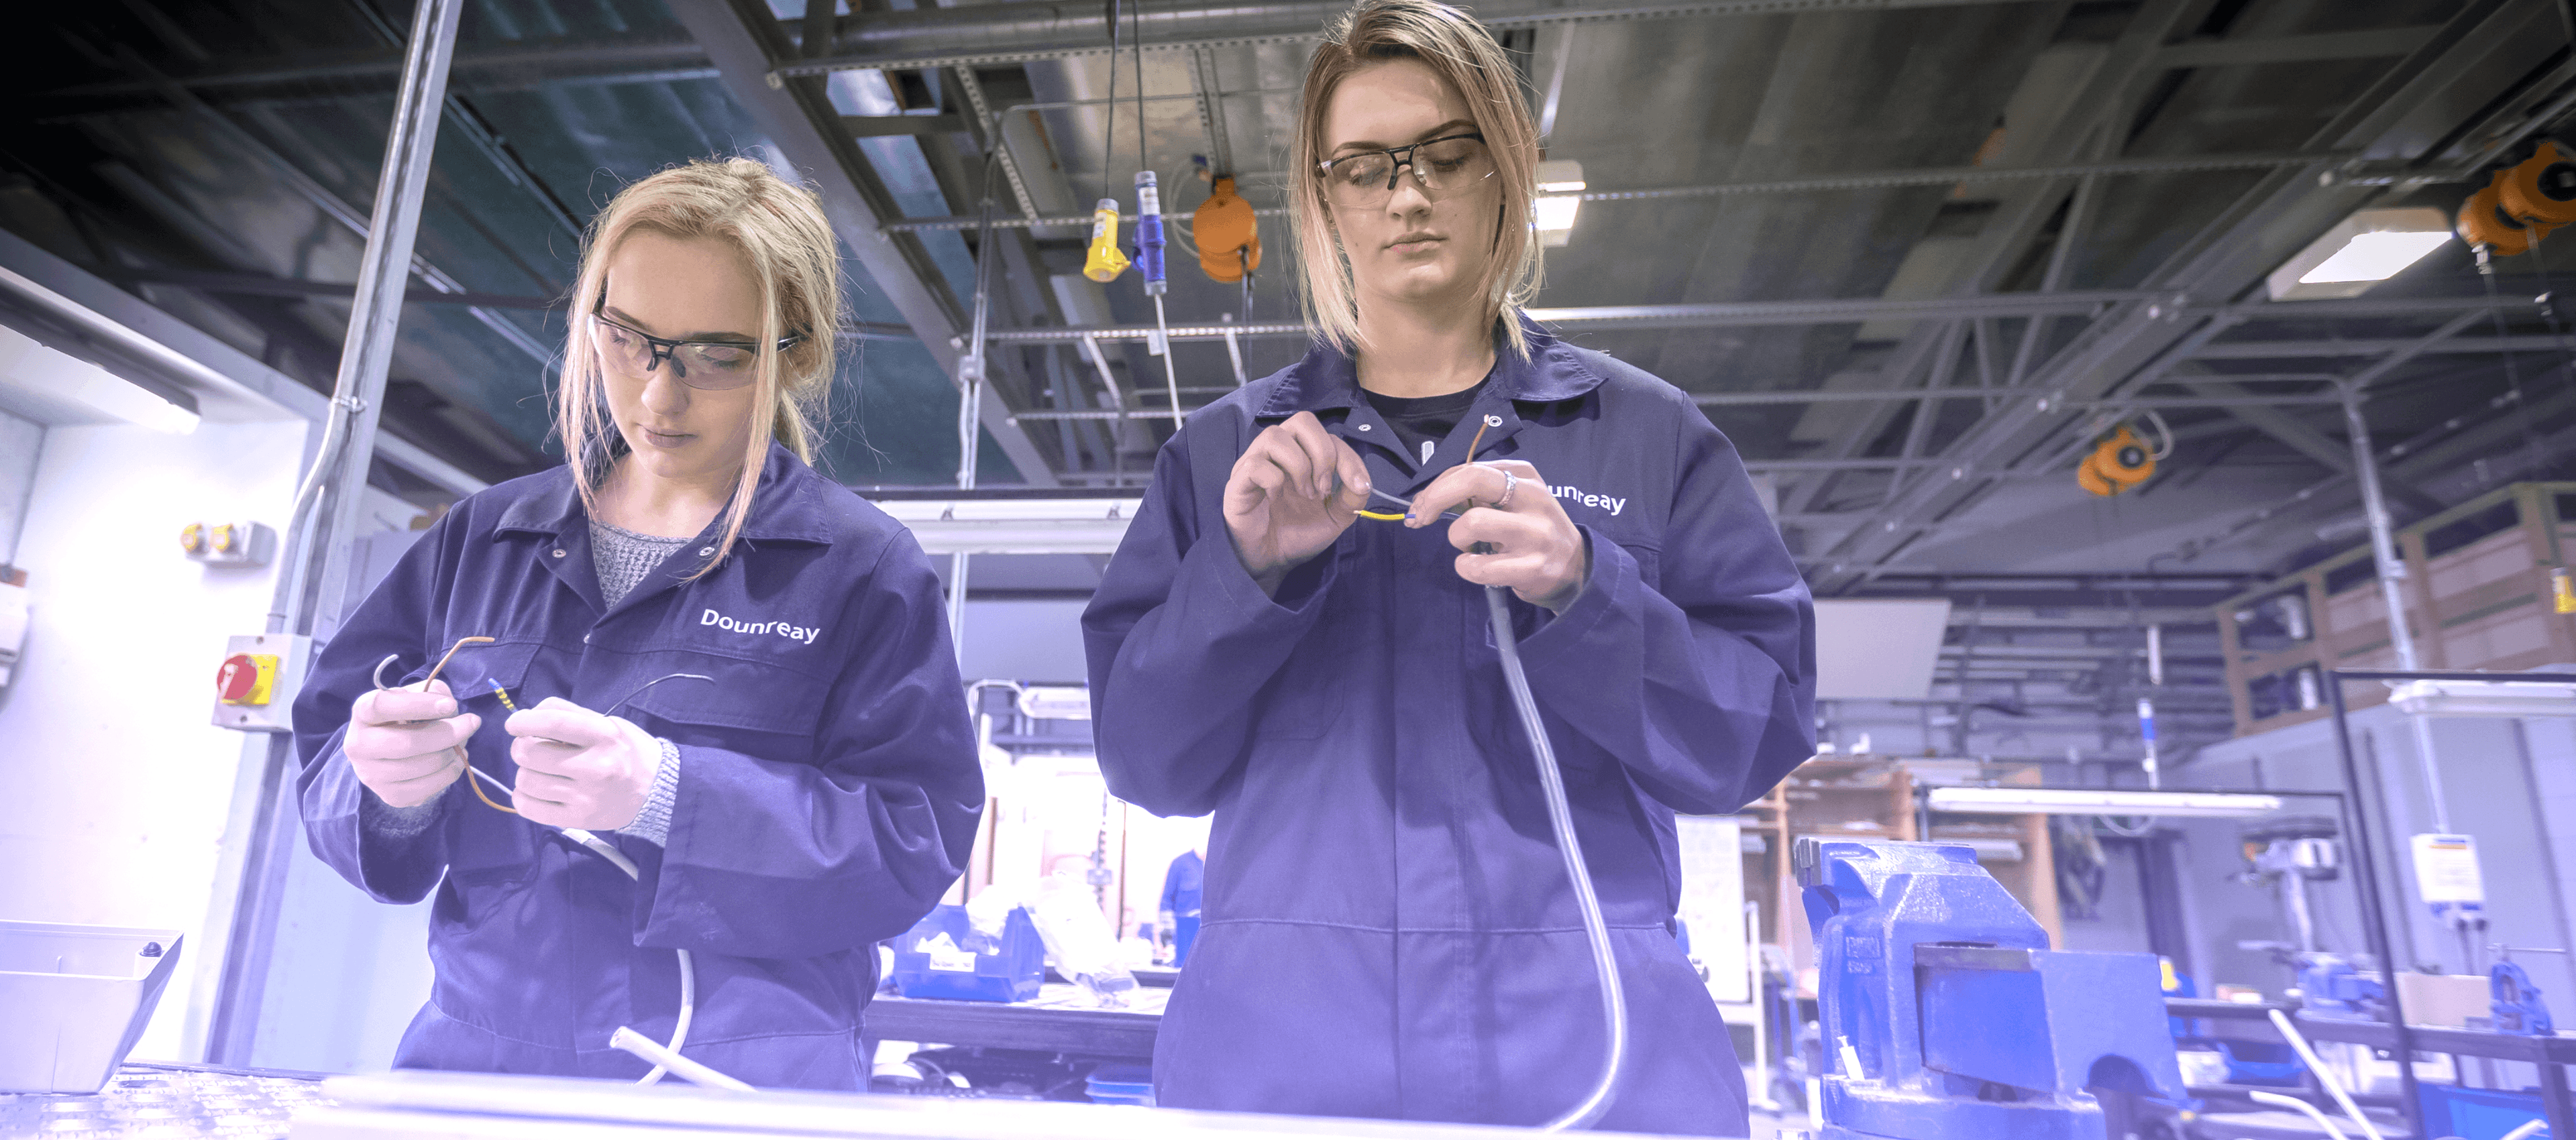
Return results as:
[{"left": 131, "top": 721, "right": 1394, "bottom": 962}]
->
[
  {"left": 2168, "top": 996, "right": 2576, "bottom": 1139},
  {"left": 863, "top": 981, "right": 1168, "bottom": 1062},
  {"left": 1, "top": 1061, "right": 332, "bottom": 1138}
]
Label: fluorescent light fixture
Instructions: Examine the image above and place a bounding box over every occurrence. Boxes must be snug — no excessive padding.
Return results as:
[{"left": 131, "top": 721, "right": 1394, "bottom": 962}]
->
[
  {"left": 2300, "top": 231, "right": 2451, "bottom": 284},
  {"left": 1926, "top": 787, "right": 2286, "bottom": 817},
  {"left": 868, "top": 498, "right": 1140, "bottom": 555},
  {"left": 2390, "top": 677, "right": 2576, "bottom": 718},
  {"left": 2265, "top": 207, "right": 2451, "bottom": 302},
  {"left": 1535, "top": 160, "right": 1585, "bottom": 248},
  {"left": 0, "top": 325, "right": 199, "bottom": 434}
]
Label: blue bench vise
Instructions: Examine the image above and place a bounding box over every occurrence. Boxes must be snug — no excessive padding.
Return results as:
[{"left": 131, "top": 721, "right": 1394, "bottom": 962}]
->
[{"left": 1797, "top": 838, "right": 2188, "bottom": 1140}]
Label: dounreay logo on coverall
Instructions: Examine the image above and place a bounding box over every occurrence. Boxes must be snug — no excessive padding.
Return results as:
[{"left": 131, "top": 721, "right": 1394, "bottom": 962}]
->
[{"left": 702, "top": 608, "right": 822, "bottom": 644}]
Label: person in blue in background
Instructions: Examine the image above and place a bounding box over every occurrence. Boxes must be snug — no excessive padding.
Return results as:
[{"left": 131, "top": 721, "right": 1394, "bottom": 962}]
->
[
  {"left": 292, "top": 158, "right": 981, "bottom": 1090},
  {"left": 1158, "top": 830, "right": 1206, "bottom": 966},
  {"left": 1081, "top": 1, "right": 1815, "bottom": 1134}
]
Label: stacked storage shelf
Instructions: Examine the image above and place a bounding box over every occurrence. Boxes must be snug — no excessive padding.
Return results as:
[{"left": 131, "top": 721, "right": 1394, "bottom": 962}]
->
[{"left": 2214, "top": 481, "right": 2576, "bottom": 737}]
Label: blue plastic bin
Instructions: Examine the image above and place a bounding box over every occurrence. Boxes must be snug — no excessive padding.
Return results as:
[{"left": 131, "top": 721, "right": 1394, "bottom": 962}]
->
[
  {"left": 889, "top": 905, "right": 1043, "bottom": 1003},
  {"left": 2419, "top": 1083, "right": 2546, "bottom": 1140},
  {"left": 1086, "top": 1064, "right": 1155, "bottom": 1106}
]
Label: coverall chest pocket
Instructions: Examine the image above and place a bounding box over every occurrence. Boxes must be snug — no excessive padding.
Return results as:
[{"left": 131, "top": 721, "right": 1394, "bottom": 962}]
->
[
  {"left": 439, "top": 641, "right": 543, "bottom": 887},
  {"left": 616, "top": 652, "right": 830, "bottom": 764}
]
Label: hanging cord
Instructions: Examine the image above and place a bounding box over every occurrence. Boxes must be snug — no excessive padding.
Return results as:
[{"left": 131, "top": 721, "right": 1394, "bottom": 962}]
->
[
  {"left": 2479, "top": 243, "right": 2549, "bottom": 478},
  {"left": 1488, "top": 585, "right": 1629, "bottom": 1131},
  {"left": 1099, "top": 1, "right": 1118, "bottom": 205}
]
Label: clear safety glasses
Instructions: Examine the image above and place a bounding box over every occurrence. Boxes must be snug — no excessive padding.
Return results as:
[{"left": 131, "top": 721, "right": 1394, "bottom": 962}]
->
[
  {"left": 1318, "top": 133, "right": 1496, "bottom": 211},
  {"left": 587, "top": 304, "right": 801, "bottom": 391}
]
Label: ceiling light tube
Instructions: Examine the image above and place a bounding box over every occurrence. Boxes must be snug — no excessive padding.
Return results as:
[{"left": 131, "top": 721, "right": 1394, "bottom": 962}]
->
[
  {"left": 2265, "top": 207, "right": 2451, "bottom": 301},
  {"left": 1925, "top": 787, "right": 2286, "bottom": 817}
]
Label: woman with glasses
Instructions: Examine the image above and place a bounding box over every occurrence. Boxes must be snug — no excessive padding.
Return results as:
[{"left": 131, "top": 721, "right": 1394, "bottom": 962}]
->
[
  {"left": 1083, "top": 1, "right": 1813, "bottom": 1133},
  {"left": 290, "top": 158, "right": 981, "bottom": 1088}
]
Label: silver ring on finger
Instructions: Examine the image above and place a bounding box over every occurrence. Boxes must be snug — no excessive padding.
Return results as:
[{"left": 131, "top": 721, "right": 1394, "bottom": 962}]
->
[{"left": 1495, "top": 468, "right": 1517, "bottom": 511}]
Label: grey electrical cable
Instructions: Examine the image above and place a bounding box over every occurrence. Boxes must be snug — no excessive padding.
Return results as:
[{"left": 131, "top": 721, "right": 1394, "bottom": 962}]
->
[{"left": 1488, "top": 584, "right": 1629, "bottom": 1131}]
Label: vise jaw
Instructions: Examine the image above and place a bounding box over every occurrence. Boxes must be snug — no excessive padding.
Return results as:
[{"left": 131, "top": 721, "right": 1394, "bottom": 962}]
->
[{"left": 1796, "top": 838, "right": 2187, "bottom": 1140}]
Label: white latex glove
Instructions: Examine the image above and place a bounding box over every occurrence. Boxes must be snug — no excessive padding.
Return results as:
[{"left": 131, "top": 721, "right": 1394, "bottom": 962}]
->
[
  {"left": 345, "top": 679, "right": 479, "bottom": 809},
  {"left": 504, "top": 696, "right": 662, "bottom": 830}
]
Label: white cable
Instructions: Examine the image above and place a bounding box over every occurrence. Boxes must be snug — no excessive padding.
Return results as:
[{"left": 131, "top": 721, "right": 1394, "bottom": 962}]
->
[
  {"left": 1152, "top": 294, "right": 1182, "bottom": 429},
  {"left": 2143, "top": 409, "right": 2176, "bottom": 459},
  {"left": 466, "top": 766, "right": 702, "bottom": 1087},
  {"left": 1489, "top": 586, "right": 1627, "bottom": 1131},
  {"left": 2500, "top": 1121, "right": 2548, "bottom": 1140},
  {"left": 2246, "top": 1090, "right": 2350, "bottom": 1140},
  {"left": 608, "top": 1027, "right": 753, "bottom": 1092},
  {"left": 2267, "top": 1009, "right": 2387, "bottom": 1140}
]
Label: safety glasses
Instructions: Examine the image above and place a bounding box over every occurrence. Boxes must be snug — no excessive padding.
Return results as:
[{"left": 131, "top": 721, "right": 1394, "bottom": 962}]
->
[
  {"left": 588, "top": 304, "right": 801, "bottom": 391},
  {"left": 1317, "top": 133, "right": 1495, "bottom": 210}
]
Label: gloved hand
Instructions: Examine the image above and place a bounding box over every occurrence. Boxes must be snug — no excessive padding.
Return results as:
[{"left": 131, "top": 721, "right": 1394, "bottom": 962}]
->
[
  {"left": 1407, "top": 459, "right": 1591, "bottom": 613},
  {"left": 504, "top": 696, "right": 663, "bottom": 830},
  {"left": 1224, "top": 410, "right": 1373, "bottom": 597},
  {"left": 344, "top": 679, "right": 479, "bottom": 809}
]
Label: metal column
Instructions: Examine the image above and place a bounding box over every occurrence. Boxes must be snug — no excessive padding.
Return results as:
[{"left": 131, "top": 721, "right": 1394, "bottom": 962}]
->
[{"left": 204, "top": 0, "right": 466, "bottom": 1064}]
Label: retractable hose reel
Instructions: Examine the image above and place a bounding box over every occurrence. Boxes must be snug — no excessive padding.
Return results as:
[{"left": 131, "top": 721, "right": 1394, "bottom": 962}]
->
[
  {"left": 2076, "top": 413, "right": 2170, "bottom": 498},
  {"left": 2460, "top": 139, "right": 2576, "bottom": 259}
]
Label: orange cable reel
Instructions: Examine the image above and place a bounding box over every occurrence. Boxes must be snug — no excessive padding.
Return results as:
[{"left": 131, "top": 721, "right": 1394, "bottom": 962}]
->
[
  {"left": 2500, "top": 139, "right": 2576, "bottom": 229},
  {"left": 2078, "top": 422, "right": 2159, "bottom": 498},
  {"left": 1194, "top": 175, "right": 1262, "bottom": 283},
  {"left": 2459, "top": 176, "right": 2555, "bottom": 258}
]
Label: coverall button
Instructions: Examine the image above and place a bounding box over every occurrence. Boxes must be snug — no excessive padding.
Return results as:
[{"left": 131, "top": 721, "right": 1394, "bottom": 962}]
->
[
  {"left": 699, "top": 547, "right": 714, "bottom": 556},
  {"left": 551, "top": 549, "right": 566, "bottom": 558},
  {"left": 1356, "top": 423, "right": 1371, "bottom": 431}
]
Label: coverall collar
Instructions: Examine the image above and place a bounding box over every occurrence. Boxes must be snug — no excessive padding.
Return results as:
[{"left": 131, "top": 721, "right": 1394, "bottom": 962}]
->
[
  {"left": 1254, "top": 313, "right": 1599, "bottom": 419},
  {"left": 1258, "top": 315, "right": 1605, "bottom": 483},
  {"left": 493, "top": 441, "right": 839, "bottom": 547},
  {"left": 492, "top": 441, "right": 837, "bottom": 619}
]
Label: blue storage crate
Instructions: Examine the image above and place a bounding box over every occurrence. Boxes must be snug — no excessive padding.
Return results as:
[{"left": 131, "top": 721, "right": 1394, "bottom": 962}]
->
[
  {"left": 2419, "top": 1083, "right": 2546, "bottom": 1140},
  {"left": 890, "top": 904, "right": 1043, "bottom": 1003},
  {"left": 1086, "top": 1064, "right": 1154, "bottom": 1106}
]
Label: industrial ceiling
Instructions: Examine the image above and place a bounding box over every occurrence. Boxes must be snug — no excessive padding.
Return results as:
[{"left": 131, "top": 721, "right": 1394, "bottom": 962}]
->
[{"left": 12, "top": 0, "right": 2576, "bottom": 760}]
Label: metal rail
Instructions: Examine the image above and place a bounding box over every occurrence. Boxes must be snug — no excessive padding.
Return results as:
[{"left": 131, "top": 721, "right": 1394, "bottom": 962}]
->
[{"left": 203, "top": 0, "right": 466, "bottom": 1065}]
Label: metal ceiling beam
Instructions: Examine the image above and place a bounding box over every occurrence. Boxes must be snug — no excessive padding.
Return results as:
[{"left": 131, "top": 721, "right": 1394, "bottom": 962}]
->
[
  {"left": 777, "top": 0, "right": 2056, "bottom": 76},
  {"left": 2177, "top": 378, "right": 2447, "bottom": 515},
  {"left": 1778, "top": 0, "right": 2198, "bottom": 520},
  {"left": 883, "top": 150, "right": 2340, "bottom": 231},
  {"left": 102, "top": 48, "right": 556, "bottom": 369},
  {"left": 1803, "top": 0, "right": 2544, "bottom": 592},
  {"left": 2154, "top": 25, "right": 2440, "bottom": 70},
  {"left": 663, "top": 0, "right": 1059, "bottom": 487},
  {"left": 32, "top": 30, "right": 712, "bottom": 115},
  {"left": 2195, "top": 335, "right": 2569, "bottom": 359}
]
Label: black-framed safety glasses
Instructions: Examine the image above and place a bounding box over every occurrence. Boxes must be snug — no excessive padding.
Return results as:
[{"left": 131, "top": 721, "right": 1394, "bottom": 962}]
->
[
  {"left": 588, "top": 304, "right": 802, "bottom": 391},
  {"left": 1316, "top": 133, "right": 1494, "bottom": 207}
]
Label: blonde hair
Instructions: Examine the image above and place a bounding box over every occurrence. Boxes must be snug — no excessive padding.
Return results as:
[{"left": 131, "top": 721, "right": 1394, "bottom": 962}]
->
[
  {"left": 1289, "top": 0, "right": 1544, "bottom": 359},
  {"left": 557, "top": 158, "right": 841, "bottom": 577}
]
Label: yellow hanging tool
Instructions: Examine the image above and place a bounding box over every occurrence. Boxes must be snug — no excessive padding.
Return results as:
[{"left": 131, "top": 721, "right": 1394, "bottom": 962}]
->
[{"left": 1083, "top": 197, "right": 1130, "bottom": 282}]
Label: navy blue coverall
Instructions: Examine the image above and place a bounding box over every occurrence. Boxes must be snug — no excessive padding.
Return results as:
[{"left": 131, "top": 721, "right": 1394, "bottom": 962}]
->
[
  {"left": 293, "top": 443, "right": 982, "bottom": 1089},
  {"left": 1083, "top": 319, "right": 1817, "bottom": 1134}
]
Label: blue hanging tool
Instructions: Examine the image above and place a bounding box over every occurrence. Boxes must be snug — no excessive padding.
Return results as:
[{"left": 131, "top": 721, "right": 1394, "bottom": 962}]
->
[{"left": 1135, "top": 170, "right": 1180, "bottom": 429}]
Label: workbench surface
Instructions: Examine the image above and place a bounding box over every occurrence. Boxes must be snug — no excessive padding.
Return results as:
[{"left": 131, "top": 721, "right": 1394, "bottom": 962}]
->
[{"left": 1, "top": 1062, "right": 332, "bottom": 1139}]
